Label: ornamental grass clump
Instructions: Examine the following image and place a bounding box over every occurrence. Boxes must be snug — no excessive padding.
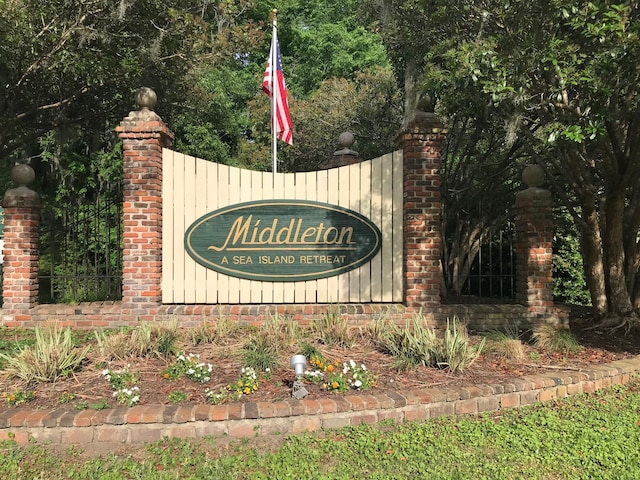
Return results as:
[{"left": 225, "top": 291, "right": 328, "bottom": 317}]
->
[
  {"left": 94, "top": 320, "right": 179, "bottom": 360},
  {"left": 0, "top": 320, "right": 89, "bottom": 383},
  {"left": 242, "top": 314, "right": 301, "bottom": 371},
  {"left": 185, "top": 316, "right": 239, "bottom": 345},
  {"left": 532, "top": 324, "right": 582, "bottom": 353},
  {"left": 312, "top": 307, "right": 355, "bottom": 348},
  {"left": 433, "top": 318, "right": 485, "bottom": 374},
  {"left": 484, "top": 331, "right": 525, "bottom": 360},
  {"left": 378, "top": 314, "right": 439, "bottom": 371}
]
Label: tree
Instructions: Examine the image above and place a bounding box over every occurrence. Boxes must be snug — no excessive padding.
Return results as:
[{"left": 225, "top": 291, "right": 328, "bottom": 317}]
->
[
  {"left": 245, "top": 67, "right": 402, "bottom": 172},
  {"left": 377, "top": 0, "right": 640, "bottom": 328},
  {"left": 0, "top": 0, "right": 208, "bottom": 164}
]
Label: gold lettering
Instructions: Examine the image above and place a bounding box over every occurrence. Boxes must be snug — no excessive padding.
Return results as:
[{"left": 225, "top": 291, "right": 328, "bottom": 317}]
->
[
  {"left": 323, "top": 227, "right": 340, "bottom": 244},
  {"left": 207, "top": 215, "right": 360, "bottom": 252},
  {"left": 208, "top": 215, "right": 252, "bottom": 251},
  {"left": 301, "top": 227, "right": 317, "bottom": 243},
  {"left": 249, "top": 219, "right": 261, "bottom": 243},
  {"left": 275, "top": 219, "right": 296, "bottom": 243},
  {"left": 259, "top": 219, "right": 278, "bottom": 243},
  {"left": 337, "top": 227, "right": 355, "bottom": 245}
]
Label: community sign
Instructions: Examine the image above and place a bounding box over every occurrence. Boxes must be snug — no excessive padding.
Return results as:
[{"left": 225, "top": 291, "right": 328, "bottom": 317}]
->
[{"left": 184, "top": 200, "right": 382, "bottom": 281}]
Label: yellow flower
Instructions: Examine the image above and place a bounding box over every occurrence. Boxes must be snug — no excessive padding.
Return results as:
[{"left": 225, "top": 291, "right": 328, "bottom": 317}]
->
[
  {"left": 244, "top": 387, "right": 250, "bottom": 394},
  {"left": 332, "top": 381, "right": 339, "bottom": 389}
]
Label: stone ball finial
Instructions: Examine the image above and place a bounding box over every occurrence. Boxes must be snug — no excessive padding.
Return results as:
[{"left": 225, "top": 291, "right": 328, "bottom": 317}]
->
[
  {"left": 417, "top": 92, "right": 435, "bottom": 113},
  {"left": 135, "top": 87, "right": 157, "bottom": 111},
  {"left": 522, "top": 164, "right": 544, "bottom": 188},
  {"left": 338, "top": 132, "right": 355, "bottom": 149},
  {"left": 11, "top": 164, "right": 35, "bottom": 187}
]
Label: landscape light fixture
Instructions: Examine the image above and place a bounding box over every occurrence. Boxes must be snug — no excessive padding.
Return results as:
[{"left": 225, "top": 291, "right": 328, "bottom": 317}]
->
[{"left": 290, "top": 354, "right": 309, "bottom": 399}]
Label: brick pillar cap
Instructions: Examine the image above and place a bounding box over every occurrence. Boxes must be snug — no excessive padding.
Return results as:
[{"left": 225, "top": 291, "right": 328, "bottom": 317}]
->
[
  {"left": 522, "top": 164, "right": 544, "bottom": 188},
  {"left": 2, "top": 164, "right": 40, "bottom": 207}
]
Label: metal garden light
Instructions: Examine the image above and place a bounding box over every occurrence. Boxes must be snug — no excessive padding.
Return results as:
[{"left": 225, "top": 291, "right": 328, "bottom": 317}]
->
[{"left": 290, "top": 354, "right": 309, "bottom": 399}]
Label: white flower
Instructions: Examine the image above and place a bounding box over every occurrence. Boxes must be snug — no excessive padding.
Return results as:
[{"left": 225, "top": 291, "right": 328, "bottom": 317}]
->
[
  {"left": 361, "top": 364, "right": 367, "bottom": 371},
  {"left": 353, "top": 380, "right": 362, "bottom": 388},
  {"left": 349, "top": 359, "right": 356, "bottom": 368}
]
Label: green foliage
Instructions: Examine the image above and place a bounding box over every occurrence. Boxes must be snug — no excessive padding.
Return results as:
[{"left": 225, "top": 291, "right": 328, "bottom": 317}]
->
[
  {"left": 185, "top": 316, "right": 240, "bottom": 345},
  {"left": 241, "top": 313, "right": 300, "bottom": 371},
  {"left": 102, "top": 367, "right": 141, "bottom": 406},
  {"left": 227, "top": 366, "right": 259, "bottom": 396},
  {"left": 311, "top": 306, "right": 355, "bottom": 348},
  {"left": 93, "top": 321, "right": 179, "bottom": 360},
  {"left": 378, "top": 314, "right": 439, "bottom": 371},
  {"left": 287, "top": 22, "right": 389, "bottom": 97},
  {"left": 377, "top": 315, "right": 483, "bottom": 373},
  {"left": 0, "top": 321, "right": 89, "bottom": 383},
  {"left": 167, "top": 390, "right": 189, "bottom": 405},
  {"left": 242, "top": 333, "right": 280, "bottom": 372},
  {"left": 0, "top": 328, "right": 36, "bottom": 369},
  {"left": 390, "top": 0, "right": 640, "bottom": 315},
  {"left": 128, "top": 320, "right": 179, "bottom": 358},
  {"left": 433, "top": 319, "right": 485, "bottom": 373},
  {"left": 553, "top": 209, "right": 590, "bottom": 305},
  {"left": 3, "top": 388, "right": 36, "bottom": 407},
  {"left": 162, "top": 353, "right": 213, "bottom": 383},
  {"left": 0, "top": 0, "right": 205, "bottom": 161}
]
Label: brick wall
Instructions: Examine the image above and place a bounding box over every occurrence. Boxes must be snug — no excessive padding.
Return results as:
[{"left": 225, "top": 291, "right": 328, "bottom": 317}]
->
[{"left": 0, "top": 90, "right": 561, "bottom": 330}]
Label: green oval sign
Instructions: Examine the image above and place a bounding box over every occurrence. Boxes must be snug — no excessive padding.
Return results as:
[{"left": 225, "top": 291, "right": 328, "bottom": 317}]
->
[{"left": 184, "top": 200, "right": 382, "bottom": 282}]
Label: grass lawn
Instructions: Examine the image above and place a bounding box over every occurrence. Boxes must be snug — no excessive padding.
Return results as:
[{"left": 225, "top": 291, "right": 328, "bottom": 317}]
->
[{"left": 2, "top": 380, "right": 640, "bottom": 479}]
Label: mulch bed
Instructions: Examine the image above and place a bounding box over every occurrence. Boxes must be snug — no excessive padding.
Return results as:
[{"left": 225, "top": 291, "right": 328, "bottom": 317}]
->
[{"left": 2, "top": 309, "right": 639, "bottom": 412}]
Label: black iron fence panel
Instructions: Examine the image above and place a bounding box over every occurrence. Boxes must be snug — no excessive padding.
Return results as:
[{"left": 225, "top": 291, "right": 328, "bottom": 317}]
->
[
  {"left": 39, "top": 184, "right": 123, "bottom": 304},
  {"left": 462, "top": 226, "right": 515, "bottom": 300}
]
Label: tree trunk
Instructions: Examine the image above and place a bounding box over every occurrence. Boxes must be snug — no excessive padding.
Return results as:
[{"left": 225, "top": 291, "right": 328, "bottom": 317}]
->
[
  {"left": 578, "top": 205, "right": 608, "bottom": 318},
  {"left": 602, "top": 189, "right": 635, "bottom": 316}
]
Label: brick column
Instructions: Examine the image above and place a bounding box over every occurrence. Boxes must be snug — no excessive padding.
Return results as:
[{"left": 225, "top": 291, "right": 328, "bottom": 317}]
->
[
  {"left": 515, "top": 165, "right": 554, "bottom": 320},
  {"left": 1, "top": 164, "right": 41, "bottom": 313},
  {"left": 399, "top": 112, "right": 445, "bottom": 310},
  {"left": 115, "top": 88, "right": 173, "bottom": 313}
]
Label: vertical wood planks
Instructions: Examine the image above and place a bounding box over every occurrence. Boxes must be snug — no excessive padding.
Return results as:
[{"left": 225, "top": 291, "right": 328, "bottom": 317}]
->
[{"left": 163, "top": 150, "right": 404, "bottom": 304}]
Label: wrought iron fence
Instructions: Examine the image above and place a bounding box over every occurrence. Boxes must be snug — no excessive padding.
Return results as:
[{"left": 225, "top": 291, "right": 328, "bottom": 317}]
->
[
  {"left": 462, "top": 226, "right": 515, "bottom": 299},
  {"left": 39, "top": 184, "right": 123, "bottom": 304}
]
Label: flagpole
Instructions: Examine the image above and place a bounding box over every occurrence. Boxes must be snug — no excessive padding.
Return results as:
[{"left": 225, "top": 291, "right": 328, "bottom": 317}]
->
[{"left": 270, "top": 10, "right": 278, "bottom": 174}]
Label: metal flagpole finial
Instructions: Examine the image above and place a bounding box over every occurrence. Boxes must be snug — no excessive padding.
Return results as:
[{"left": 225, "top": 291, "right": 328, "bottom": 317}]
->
[{"left": 271, "top": 9, "right": 277, "bottom": 23}]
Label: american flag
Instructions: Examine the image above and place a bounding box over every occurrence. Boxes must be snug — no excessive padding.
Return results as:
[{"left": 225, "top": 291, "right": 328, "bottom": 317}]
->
[{"left": 262, "top": 30, "right": 293, "bottom": 145}]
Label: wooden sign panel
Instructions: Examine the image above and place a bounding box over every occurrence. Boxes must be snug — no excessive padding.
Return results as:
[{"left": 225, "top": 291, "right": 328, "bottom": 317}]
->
[{"left": 184, "top": 200, "right": 382, "bottom": 282}]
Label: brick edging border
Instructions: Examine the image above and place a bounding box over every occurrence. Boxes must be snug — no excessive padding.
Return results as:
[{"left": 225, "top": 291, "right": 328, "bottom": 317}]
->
[{"left": 2, "top": 356, "right": 639, "bottom": 446}]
